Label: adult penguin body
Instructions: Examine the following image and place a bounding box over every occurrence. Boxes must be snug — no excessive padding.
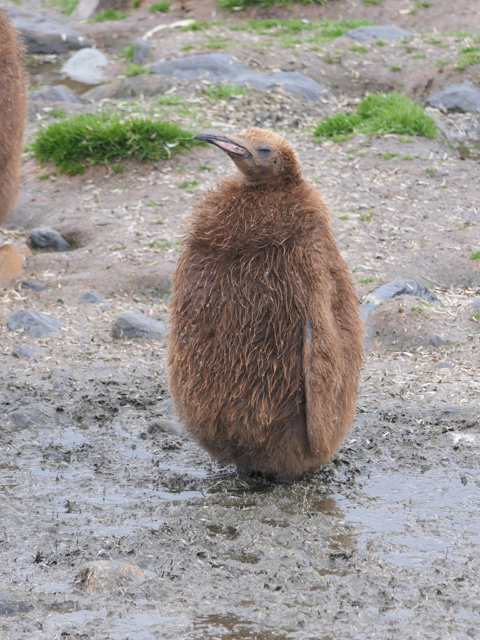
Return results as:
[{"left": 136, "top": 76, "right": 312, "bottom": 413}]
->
[{"left": 168, "top": 128, "right": 363, "bottom": 478}]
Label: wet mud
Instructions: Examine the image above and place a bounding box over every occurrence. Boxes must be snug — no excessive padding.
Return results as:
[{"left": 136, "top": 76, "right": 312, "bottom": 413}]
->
[{"left": 1, "top": 343, "right": 479, "bottom": 639}]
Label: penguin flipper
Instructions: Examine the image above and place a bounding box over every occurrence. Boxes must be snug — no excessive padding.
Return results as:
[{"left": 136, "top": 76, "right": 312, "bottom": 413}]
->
[{"left": 302, "top": 316, "right": 334, "bottom": 462}]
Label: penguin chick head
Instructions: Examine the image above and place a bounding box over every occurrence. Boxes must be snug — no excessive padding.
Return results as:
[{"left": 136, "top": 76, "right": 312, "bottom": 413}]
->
[{"left": 194, "top": 127, "right": 302, "bottom": 186}]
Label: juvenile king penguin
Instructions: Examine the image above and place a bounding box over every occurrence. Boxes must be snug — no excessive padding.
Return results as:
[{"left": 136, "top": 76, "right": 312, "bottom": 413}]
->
[
  {"left": 168, "top": 128, "right": 363, "bottom": 478},
  {"left": 0, "top": 9, "right": 26, "bottom": 225}
]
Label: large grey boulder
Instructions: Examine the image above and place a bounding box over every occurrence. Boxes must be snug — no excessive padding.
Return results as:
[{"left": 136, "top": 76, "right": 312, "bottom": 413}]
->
[
  {"left": 62, "top": 48, "right": 109, "bottom": 85},
  {"left": 148, "top": 53, "right": 331, "bottom": 101},
  {"left": 345, "top": 25, "right": 412, "bottom": 42},
  {"left": 425, "top": 81, "right": 480, "bottom": 113},
  {"left": 8, "top": 8, "right": 92, "bottom": 54}
]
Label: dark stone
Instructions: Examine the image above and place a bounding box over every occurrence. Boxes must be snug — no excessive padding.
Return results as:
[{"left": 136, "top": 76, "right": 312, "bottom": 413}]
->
[
  {"left": 82, "top": 290, "right": 105, "bottom": 303},
  {"left": 7, "top": 8, "right": 92, "bottom": 54},
  {"left": 29, "top": 85, "right": 85, "bottom": 104},
  {"left": 0, "top": 599, "right": 33, "bottom": 616},
  {"left": 29, "top": 227, "right": 70, "bottom": 252},
  {"left": 433, "top": 361, "right": 452, "bottom": 370},
  {"left": 8, "top": 407, "right": 53, "bottom": 427},
  {"left": 361, "top": 280, "right": 438, "bottom": 323},
  {"left": 148, "top": 53, "right": 331, "bottom": 101},
  {"left": 7, "top": 310, "right": 61, "bottom": 337},
  {"left": 345, "top": 25, "right": 412, "bottom": 42},
  {"left": 426, "top": 81, "right": 480, "bottom": 114},
  {"left": 111, "top": 312, "right": 166, "bottom": 341},
  {"left": 133, "top": 37, "right": 150, "bottom": 65},
  {"left": 21, "top": 280, "right": 46, "bottom": 291},
  {"left": 12, "top": 345, "right": 40, "bottom": 358}
]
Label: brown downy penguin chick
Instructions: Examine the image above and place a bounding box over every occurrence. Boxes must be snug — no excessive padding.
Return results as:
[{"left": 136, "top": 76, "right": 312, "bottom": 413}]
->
[
  {"left": 0, "top": 10, "right": 27, "bottom": 225},
  {"left": 168, "top": 128, "right": 363, "bottom": 479}
]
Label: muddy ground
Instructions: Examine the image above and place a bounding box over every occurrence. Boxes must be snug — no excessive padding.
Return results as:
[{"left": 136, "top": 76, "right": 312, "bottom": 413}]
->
[{"left": 1, "top": 0, "right": 480, "bottom": 638}]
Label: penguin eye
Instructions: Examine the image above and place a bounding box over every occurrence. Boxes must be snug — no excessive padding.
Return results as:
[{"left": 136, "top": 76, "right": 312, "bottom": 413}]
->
[{"left": 258, "top": 147, "right": 272, "bottom": 154}]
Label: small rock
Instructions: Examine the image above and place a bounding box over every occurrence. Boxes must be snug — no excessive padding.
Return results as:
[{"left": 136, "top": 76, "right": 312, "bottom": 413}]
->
[
  {"left": 0, "top": 599, "right": 33, "bottom": 616},
  {"left": 29, "top": 85, "right": 85, "bottom": 104},
  {"left": 7, "top": 309, "right": 61, "bottom": 338},
  {"left": 29, "top": 227, "right": 70, "bottom": 252},
  {"left": 0, "top": 243, "right": 31, "bottom": 283},
  {"left": 21, "top": 280, "right": 46, "bottom": 291},
  {"left": 82, "top": 290, "right": 105, "bottom": 303},
  {"left": 133, "top": 37, "right": 150, "bottom": 65},
  {"left": 148, "top": 417, "right": 182, "bottom": 437},
  {"left": 74, "top": 561, "right": 146, "bottom": 594},
  {"left": 8, "top": 7, "right": 92, "bottom": 54},
  {"left": 62, "top": 48, "right": 109, "bottom": 85},
  {"left": 471, "top": 298, "right": 480, "bottom": 310},
  {"left": 345, "top": 25, "right": 412, "bottom": 42},
  {"left": 426, "top": 81, "right": 480, "bottom": 114},
  {"left": 433, "top": 361, "right": 452, "bottom": 370},
  {"left": 12, "top": 345, "right": 40, "bottom": 358},
  {"left": 111, "top": 312, "right": 166, "bottom": 341}
]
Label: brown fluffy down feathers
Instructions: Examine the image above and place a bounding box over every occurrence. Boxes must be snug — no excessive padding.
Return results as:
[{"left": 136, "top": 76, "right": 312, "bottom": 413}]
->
[
  {"left": 0, "top": 10, "right": 26, "bottom": 225},
  {"left": 168, "top": 128, "right": 363, "bottom": 478}
]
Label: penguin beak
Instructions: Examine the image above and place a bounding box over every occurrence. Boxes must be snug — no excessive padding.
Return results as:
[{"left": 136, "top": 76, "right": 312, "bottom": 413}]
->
[{"left": 194, "top": 133, "right": 252, "bottom": 158}]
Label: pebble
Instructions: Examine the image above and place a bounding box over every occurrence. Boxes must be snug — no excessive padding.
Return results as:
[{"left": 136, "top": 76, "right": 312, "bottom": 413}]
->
[
  {"left": 12, "top": 345, "right": 40, "bottom": 359},
  {"left": 7, "top": 309, "right": 61, "bottom": 338},
  {"left": 82, "top": 290, "right": 105, "bottom": 303},
  {"left": 0, "top": 243, "right": 30, "bottom": 283},
  {"left": 21, "top": 281, "right": 46, "bottom": 291},
  {"left": 74, "top": 561, "right": 147, "bottom": 594},
  {"left": 111, "top": 312, "right": 167, "bottom": 341},
  {"left": 29, "top": 227, "right": 70, "bottom": 252}
]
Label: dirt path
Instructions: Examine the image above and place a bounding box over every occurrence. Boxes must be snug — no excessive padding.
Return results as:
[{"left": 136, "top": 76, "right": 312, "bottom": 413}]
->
[{"left": 1, "top": 1, "right": 480, "bottom": 638}]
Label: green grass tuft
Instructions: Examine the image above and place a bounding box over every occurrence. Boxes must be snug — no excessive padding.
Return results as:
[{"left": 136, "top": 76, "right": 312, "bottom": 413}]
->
[
  {"left": 30, "top": 112, "right": 199, "bottom": 175},
  {"left": 122, "top": 44, "right": 134, "bottom": 61},
  {"left": 50, "top": 0, "right": 79, "bottom": 14},
  {"left": 148, "top": 0, "right": 170, "bottom": 12},
  {"left": 125, "top": 63, "right": 153, "bottom": 76},
  {"left": 202, "top": 82, "right": 248, "bottom": 101},
  {"left": 315, "top": 92, "right": 436, "bottom": 142},
  {"left": 219, "top": 0, "right": 325, "bottom": 9},
  {"left": 470, "top": 251, "right": 480, "bottom": 260},
  {"left": 228, "top": 17, "right": 371, "bottom": 42},
  {"left": 91, "top": 8, "right": 131, "bottom": 21}
]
